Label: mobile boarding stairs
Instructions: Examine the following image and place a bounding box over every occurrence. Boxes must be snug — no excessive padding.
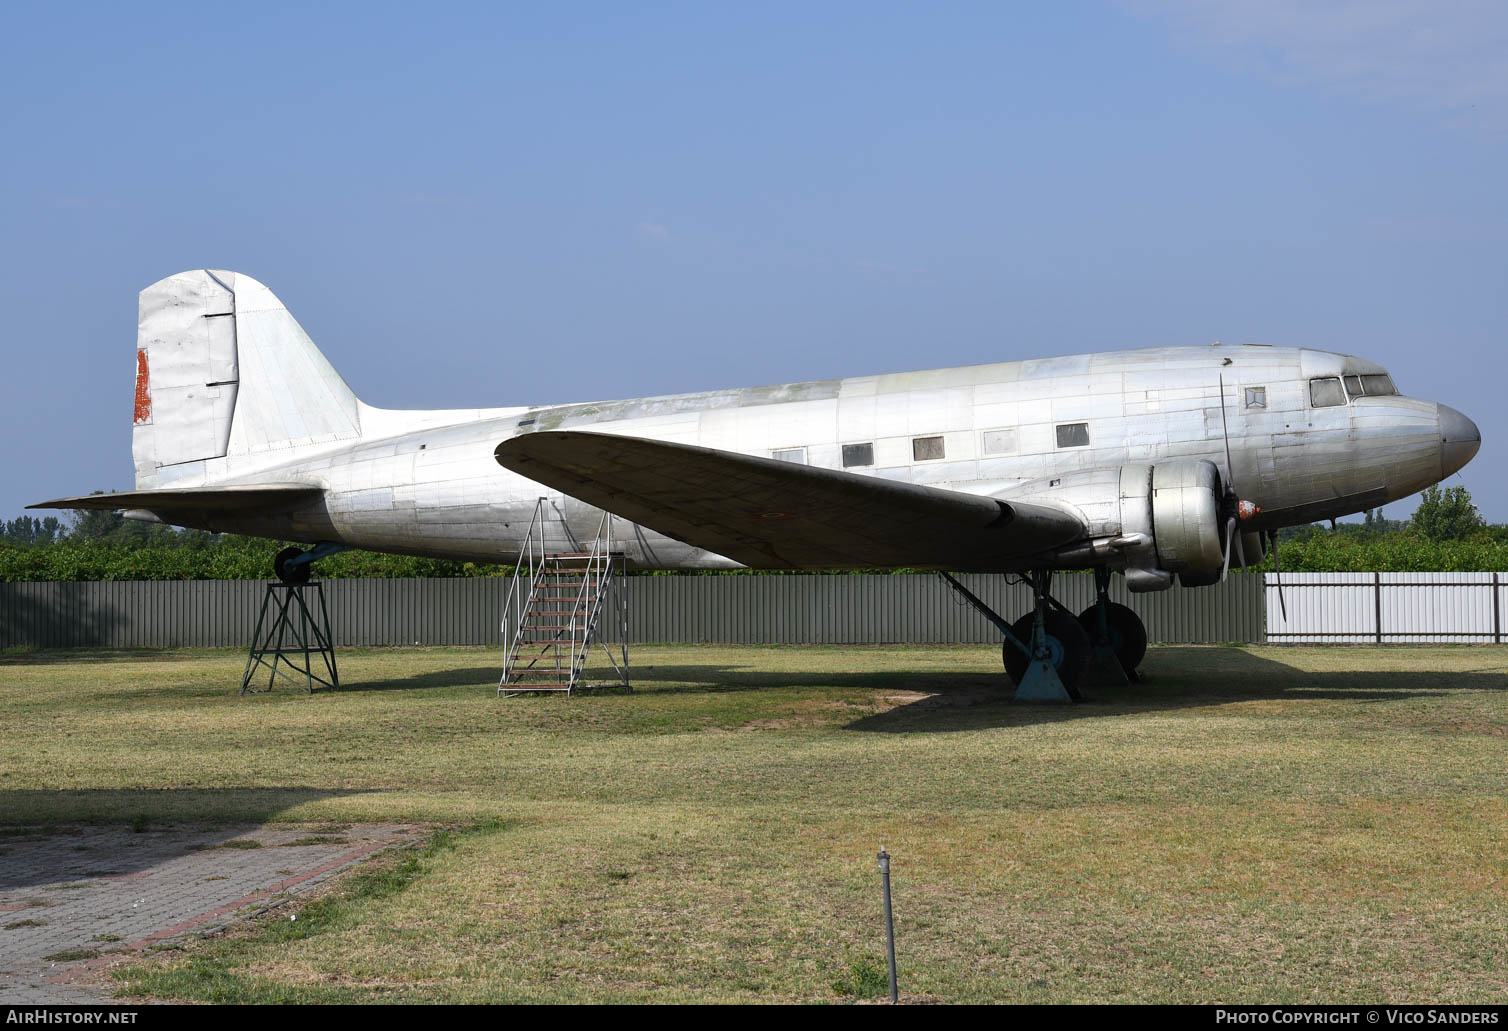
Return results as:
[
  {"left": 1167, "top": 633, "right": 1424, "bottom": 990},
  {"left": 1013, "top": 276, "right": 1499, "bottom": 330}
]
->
[{"left": 499, "top": 499, "right": 629, "bottom": 696}]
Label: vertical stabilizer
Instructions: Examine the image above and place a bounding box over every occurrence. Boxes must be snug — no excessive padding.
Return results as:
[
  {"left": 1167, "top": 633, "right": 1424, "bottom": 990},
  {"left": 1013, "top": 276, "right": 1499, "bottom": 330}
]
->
[{"left": 132, "top": 270, "right": 362, "bottom": 488}]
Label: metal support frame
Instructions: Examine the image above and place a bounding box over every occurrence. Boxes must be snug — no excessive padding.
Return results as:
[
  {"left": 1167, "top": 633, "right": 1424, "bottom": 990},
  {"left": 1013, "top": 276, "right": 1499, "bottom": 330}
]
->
[
  {"left": 500, "top": 498, "right": 630, "bottom": 696},
  {"left": 240, "top": 581, "right": 339, "bottom": 695},
  {"left": 937, "top": 571, "right": 1076, "bottom": 703}
]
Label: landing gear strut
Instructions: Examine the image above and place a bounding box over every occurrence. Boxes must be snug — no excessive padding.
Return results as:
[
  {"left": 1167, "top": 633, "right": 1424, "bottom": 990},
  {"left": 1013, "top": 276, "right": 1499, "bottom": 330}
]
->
[
  {"left": 273, "top": 542, "right": 348, "bottom": 585},
  {"left": 938, "top": 568, "right": 1150, "bottom": 701},
  {"left": 1001, "top": 570, "right": 1088, "bottom": 700},
  {"left": 1076, "top": 567, "right": 1147, "bottom": 683},
  {"left": 939, "top": 570, "right": 1086, "bottom": 702}
]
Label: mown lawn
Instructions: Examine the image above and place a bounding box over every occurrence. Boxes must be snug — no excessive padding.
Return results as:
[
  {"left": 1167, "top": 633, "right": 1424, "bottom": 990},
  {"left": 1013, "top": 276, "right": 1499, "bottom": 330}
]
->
[{"left": 1, "top": 643, "right": 1505, "bottom": 1003}]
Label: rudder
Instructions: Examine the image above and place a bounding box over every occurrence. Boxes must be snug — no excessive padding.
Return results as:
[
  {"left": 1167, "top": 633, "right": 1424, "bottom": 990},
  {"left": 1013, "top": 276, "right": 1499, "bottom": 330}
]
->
[{"left": 132, "top": 270, "right": 361, "bottom": 488}]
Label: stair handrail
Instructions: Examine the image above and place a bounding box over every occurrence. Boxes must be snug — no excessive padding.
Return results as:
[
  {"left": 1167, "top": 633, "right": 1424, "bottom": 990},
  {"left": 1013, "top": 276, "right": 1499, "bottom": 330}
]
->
[
  {"left": 567, "top": 508, "right": 614, "bottom": 683},
  {"left": 500, "top": 498, "right": 549, "bottom": 689}
]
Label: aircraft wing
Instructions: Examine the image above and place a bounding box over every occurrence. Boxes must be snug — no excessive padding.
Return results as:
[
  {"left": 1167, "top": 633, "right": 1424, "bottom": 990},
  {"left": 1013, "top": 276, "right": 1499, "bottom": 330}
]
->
[
  {"left": 29, "top": 484, "right": 324, "bottom": 513},
  {"left": 494, "top": 431, "right": 1086, "bottom": 569}
]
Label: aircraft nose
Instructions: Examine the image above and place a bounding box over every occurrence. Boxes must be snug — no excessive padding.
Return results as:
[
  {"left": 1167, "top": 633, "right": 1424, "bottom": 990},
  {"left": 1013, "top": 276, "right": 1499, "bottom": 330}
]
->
[{"left": 1438, "top": 404, "right": 1481, "bottom": 477}]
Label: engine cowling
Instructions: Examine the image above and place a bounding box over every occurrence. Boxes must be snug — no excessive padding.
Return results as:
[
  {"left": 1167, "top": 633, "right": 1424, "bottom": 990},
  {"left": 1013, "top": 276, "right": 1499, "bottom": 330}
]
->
[
  {"left": 998, "top": 458, "right": 1247, "bottom": 592},
  {"left": 1120, "top": 460, "right": 1227, "bottom": 590}
]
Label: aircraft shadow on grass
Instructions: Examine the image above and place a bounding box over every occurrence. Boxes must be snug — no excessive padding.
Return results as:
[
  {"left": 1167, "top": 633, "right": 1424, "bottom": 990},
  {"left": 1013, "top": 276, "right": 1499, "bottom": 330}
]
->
[
  {"left": 302, "top": 649, "right": 1506, "bottom": 733},
  {"left": 337, "top": 667, "right": 503, "bottom": 692},
  {"left": 0, "top": 787, "right": 370, "bottom": 890},
  {"left": 843, "top": 646, "right": 1508, "bottom": 733},
  {"left": 344, "top": 662, "right": 1000, "bottom": 696}
]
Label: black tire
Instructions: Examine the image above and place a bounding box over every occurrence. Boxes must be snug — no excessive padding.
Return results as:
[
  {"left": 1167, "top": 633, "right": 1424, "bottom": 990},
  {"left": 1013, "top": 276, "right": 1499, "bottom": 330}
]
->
[
  {"left": 274, "top": 546, "right": 310, "bottom": 585},
  {"left": 1002, "top": 608, "right": 1090, "bottom": 693},
  {"left": 1076, "top": 601, "right": 1148, "bottom": 675}
]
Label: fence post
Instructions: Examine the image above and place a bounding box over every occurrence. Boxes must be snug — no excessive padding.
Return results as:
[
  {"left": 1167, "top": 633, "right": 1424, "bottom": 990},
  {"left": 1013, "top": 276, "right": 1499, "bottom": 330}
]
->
[
  {"left": 1375, "top": 572, "right": 1383, "bottom": 645},
  {"left": 1483, "top": 572, "right": 1495, "bottom": 645}
]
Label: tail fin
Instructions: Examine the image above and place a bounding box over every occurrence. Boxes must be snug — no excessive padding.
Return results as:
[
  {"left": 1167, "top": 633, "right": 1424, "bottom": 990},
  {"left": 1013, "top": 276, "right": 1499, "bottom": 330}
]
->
[{"left": 132, "top": 270, "right": 361, "bottom": 488}]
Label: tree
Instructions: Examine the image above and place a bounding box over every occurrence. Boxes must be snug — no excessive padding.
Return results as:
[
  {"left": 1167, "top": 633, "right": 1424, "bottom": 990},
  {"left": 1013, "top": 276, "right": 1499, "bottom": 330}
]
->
[
  {"left": 1410, "top": 484, "right": 1482, "bottom": 542},
  {"left": 3, "top": 516, "right": 62, "bottom": 545},
  {"left": 1362, "top": 508, "right": 1407, "bottom": 534},
  {"left": 69, "top": 506, "right": 125, "bottom": 540}
]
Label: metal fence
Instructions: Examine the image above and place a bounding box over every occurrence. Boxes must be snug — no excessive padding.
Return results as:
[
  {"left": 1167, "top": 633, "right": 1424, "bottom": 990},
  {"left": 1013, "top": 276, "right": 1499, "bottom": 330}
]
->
[
  {"left": 1265, "top": 572, "right": 1508, "bottom": 644},
  {"left": 0, "top": 573, "right": 1266, "bottom": 650}
]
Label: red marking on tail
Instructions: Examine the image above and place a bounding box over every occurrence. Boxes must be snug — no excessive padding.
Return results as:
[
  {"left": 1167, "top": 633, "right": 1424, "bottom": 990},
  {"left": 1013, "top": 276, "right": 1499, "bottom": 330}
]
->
[{"left": 133, "top": 349, "right": 151, "bottom": 424}]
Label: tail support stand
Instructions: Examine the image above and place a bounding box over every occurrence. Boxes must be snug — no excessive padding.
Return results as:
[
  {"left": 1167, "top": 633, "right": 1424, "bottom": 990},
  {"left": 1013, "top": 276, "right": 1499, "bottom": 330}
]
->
[{"left": 240, "top": 581, "right": 339, "bottom": 695}]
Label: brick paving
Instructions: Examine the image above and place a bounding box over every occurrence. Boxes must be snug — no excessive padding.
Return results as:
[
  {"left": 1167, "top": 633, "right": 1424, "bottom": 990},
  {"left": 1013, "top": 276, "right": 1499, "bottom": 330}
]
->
[{"left": 0, "top": 823, "right": 422, "bottom": 1005}]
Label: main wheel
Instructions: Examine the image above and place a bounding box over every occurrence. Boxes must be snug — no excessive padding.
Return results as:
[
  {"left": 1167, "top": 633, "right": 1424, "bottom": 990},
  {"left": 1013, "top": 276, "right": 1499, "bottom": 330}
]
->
[
  {"left": 274, "top": 546, "right": 311, "bottom": 585},
  {"left": 1076, "top": 601, "right": 1147, "bottom": 676},
  {"left": 1002, "top": 608, "right": 1090, "bottom": 691}
]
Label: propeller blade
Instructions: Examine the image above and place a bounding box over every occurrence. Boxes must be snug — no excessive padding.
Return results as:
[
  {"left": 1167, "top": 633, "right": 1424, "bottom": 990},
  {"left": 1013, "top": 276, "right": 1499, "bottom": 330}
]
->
[
  {"left": 1219, "top": 373, "right": 1237, "bottom": 495},
  {"left": 1220, "top": 516, "right": 1236, "bottom": 582},
  {"left": 1268, "top": 529, "right": 1287, "bottom": 621}
]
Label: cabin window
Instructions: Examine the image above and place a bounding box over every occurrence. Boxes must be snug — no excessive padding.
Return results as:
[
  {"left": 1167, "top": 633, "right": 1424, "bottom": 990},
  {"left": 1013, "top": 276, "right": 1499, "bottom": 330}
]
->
[
  {"left": 1309, "top": 378, "right": 1346, "bottom": 408},
  {"left": 1360, "top": 374, "right": 1397, "bottom": 396},
  {"left": 772, "top": 448, "right": 806, "bottom": 464},
  {"left": 1055, "top": 422, "right": 1090, "bottom": 448},
  {"left": 981, "top": 428, "right": 1017, "bottom": 456},
  {"left": 912, "top": 435, "right": 945, "bottom": 461},
  {"left": 841, "top": 442, "right": 874, "bottom": 468},
  {"left": 1244, "top": 387, "right": 1266, "bottom": 409}
]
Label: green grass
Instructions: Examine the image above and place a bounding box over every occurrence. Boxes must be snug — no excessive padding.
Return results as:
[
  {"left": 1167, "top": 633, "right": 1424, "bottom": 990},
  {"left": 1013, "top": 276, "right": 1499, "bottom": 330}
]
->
[{"left": 1, "top": 643, "right": 1506, "bottom": 1003}]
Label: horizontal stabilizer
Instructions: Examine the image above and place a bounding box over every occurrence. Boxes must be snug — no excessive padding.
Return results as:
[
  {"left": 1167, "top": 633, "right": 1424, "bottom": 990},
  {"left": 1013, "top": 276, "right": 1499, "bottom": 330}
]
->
[
  {"left": 494, "top": 431, "right": 1086, "bottom": 570},
  {"left": 29, "top": 484, "right": 324, "bottom": 513}
]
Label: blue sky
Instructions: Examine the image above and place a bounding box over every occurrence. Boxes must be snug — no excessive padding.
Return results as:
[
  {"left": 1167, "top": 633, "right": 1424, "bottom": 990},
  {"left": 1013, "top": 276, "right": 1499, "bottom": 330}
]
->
[{"left": 3, "top": 1, "right": 1504, "bottom": 522}]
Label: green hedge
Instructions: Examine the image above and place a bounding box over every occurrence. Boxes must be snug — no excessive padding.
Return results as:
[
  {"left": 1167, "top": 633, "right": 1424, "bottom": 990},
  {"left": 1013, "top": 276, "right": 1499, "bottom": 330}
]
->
[
  {"left": 0, "top": 536, "right": 502, "bottom": 582},
  {"left": 4, "top": 526, "right": 1508, "bottom": 581},
  {"left": 1259, "top": 528, "right": 1508, "bottom": 573}
]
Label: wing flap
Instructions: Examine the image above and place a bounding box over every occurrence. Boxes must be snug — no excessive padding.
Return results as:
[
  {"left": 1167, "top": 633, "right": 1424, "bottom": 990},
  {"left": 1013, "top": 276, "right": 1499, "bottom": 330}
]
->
[
  {"left": 495, "top": 431, "right": 1086, "bottom": 569},
  {"left": 29, "top": 484, "right": 324, "bottom": 513}
]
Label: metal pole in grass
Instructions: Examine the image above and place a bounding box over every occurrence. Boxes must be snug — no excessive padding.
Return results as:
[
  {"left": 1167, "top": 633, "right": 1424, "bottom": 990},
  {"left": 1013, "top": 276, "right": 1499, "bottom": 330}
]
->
[{"left": 877, "top": 847, "right": 898, "bottom": 1004}]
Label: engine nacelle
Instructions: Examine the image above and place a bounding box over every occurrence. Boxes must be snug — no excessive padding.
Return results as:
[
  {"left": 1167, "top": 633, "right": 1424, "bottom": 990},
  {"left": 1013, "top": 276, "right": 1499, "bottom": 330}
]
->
[
  {"left": 998, "top": 459, "right": 1239, "bottom": 592},
  {"left": 1119, "top": 460, "right": 1226, "bottom": 591}
]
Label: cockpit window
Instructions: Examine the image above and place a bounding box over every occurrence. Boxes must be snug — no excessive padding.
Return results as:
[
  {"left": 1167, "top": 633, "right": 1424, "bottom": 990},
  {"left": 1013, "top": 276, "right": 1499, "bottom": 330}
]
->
[
  {"left": 1360, "top": 374, "right": 1396, "bottom": 396},
  {"left": 1344, "top": 375, "right": 1363, "bottom": 398},
  {"left": 1310, "top": 377, "right": 1346, "bottom": 408}
]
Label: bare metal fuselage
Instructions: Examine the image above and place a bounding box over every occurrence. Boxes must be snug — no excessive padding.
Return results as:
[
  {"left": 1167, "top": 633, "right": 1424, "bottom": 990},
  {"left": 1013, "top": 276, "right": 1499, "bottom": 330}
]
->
[{"left": 155, "top": 343, "right": 1474, "bottom": 571}]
